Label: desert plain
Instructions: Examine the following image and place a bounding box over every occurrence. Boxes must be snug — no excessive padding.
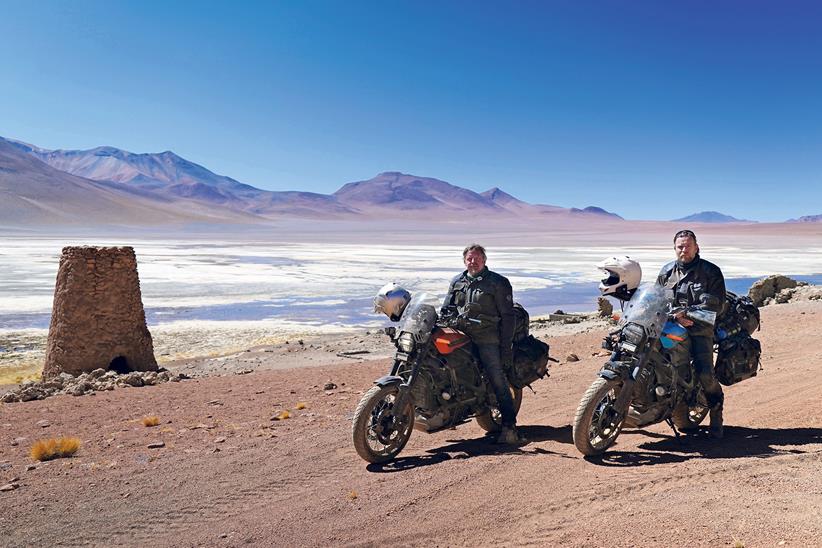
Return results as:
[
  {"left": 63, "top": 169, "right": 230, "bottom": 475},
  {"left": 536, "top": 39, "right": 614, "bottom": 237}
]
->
[{"left": 1, "top": 221, "right": 822, "bottom": 547}]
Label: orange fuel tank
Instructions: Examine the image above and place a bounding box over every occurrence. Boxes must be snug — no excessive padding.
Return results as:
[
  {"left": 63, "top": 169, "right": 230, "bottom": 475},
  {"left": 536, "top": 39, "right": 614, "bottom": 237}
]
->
[{"left": 433, "top": 327, "right": 471, "bottom": 355}]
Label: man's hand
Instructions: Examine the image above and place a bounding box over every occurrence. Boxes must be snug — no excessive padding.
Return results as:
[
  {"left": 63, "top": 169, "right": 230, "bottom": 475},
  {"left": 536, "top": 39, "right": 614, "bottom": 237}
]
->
[{"left": 674, "top": 311, "right": 694, "bottom": 327}]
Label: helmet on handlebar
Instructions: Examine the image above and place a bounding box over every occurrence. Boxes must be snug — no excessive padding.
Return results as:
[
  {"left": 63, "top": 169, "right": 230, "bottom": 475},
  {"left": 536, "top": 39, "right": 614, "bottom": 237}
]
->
[
  {"left": 597, "top": 256, "right": 642, "bottom": 301},
  {"left": 373, "top": 283, "right": 412, "bottom": 321}
]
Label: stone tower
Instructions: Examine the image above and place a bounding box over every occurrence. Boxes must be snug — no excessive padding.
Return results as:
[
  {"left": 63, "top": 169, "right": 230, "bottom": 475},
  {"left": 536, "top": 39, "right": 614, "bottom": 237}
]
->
[{"left": 43, "top": 246, "right": 158, "bottom": 379}]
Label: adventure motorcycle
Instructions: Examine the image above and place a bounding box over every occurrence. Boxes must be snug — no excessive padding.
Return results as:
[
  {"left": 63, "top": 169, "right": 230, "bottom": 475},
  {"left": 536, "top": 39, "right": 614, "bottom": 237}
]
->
[
  {"left": 572, "top": 283, "right": 718, "bottom": 456},
  {"left": 352, "top": 293, "right": 550, "bottom": 464}
]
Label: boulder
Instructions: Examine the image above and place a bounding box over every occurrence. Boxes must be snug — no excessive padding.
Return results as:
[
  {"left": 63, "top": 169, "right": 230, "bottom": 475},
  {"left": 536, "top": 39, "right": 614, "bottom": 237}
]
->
[
  {"left": 597, "top": 297, "right": 613, "bottom": 318},
  {"left": 749, "top": 275, "right": 800, "bottom": 307}
]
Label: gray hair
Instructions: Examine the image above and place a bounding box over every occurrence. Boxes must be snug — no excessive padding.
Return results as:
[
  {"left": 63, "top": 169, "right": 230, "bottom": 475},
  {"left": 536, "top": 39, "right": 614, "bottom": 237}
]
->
[{"left": 462, "top": 243, "right": 487, "bottom": 260}]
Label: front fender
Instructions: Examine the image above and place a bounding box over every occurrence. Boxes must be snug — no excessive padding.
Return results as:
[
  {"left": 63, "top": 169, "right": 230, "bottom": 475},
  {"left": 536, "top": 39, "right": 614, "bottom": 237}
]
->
[
  {"left": 599, "top": 360, "right": 631, "bottom": 380},
  {"left": 374, "top": 375, "right": 404, "bottom": 387}
]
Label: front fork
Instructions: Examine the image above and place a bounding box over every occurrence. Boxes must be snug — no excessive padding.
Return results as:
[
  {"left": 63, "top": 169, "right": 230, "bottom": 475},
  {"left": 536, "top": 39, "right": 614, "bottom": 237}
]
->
[
  {"left": 386, "top": 339, "right": 434, "bottom": 418},
  {"left": 599, "top": 349, "right": 650, "bottom": 419}
]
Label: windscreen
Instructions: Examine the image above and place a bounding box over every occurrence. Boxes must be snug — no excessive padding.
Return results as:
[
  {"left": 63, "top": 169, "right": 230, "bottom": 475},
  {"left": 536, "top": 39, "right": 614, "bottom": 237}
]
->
[
  {"left": 620, "top": 283, "right": 670, "bottom": 338},
  {"left": 397, "top": 293, "right": 438, "bottom": 343}
]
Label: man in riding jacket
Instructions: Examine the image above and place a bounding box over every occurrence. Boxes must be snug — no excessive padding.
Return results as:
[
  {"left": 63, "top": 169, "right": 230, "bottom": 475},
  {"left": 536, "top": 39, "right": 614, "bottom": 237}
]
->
[
  {"left": 442, "top": 244, "right": 524, "bottom": 444},
  {"left": 656, "top": 229, "right": 726, "bottom": 438}
]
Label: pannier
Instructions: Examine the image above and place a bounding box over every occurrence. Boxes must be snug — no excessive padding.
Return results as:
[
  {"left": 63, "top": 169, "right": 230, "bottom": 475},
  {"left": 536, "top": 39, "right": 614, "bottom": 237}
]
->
[
  {"left": 509, "top": 335, "right": 550, "bottom": 389},
  {"left": 715, "top": 335, "right": 761, "bottom": 386}
]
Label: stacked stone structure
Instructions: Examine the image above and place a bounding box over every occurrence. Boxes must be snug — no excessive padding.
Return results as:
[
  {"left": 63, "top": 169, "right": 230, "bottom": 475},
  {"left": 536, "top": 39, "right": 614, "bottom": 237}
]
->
[{"left": 43, "top": 246, "right": 157, "bottom": 379}]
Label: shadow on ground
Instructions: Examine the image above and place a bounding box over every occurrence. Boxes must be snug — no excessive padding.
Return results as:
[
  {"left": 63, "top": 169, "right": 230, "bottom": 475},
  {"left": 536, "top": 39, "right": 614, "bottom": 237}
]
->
[
  {"left": 366, "top": 424, "right": 573, "bottom": 472},
  {"left": 585, "top": 426, "right": 822, "bottom": 467}
]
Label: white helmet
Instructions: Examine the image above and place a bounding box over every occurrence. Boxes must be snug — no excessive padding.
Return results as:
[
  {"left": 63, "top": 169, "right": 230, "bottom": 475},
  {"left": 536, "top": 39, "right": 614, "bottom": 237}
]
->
[
  {"left": 373, "top": 283, "right": 412, "bottom": 321},
  {"left": 597, "top": 256, "right": 642, "bottom": 300}
]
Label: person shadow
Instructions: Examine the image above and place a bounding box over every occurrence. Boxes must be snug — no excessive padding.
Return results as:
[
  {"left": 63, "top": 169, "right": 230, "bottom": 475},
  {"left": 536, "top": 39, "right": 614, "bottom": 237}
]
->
[
  {"left": 585, "top": 425, "right": 822, "bottom": 467},
  {"left": 366, "top": 424, "right": 573, "bottom": 473}
]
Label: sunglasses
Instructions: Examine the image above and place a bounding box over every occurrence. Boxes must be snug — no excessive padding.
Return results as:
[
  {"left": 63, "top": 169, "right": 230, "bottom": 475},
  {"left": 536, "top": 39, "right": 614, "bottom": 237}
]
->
[{"left": 674, "top": 230, "right": 697, "bottom": 242}]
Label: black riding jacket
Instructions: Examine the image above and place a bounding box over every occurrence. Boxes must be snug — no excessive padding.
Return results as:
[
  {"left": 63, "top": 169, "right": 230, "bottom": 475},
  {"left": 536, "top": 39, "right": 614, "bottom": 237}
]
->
[
  {"left": 656, "top": 254, "right": 726, "bottom": 338},
  {"left": 442, "top": 267, "right": 515, "bottom": 350}
]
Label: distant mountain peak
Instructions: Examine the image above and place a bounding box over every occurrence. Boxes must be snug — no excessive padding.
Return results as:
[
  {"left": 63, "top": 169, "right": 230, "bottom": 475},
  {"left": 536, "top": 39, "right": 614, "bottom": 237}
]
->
[
  {"left": 481, "top": 187, "right": 526, "bottom": 206},
  {"left": 787, "top": 214, "right": 822, "bottom": 223},
  {"left": 570, "top": 206, "right": 624, "bottom": 220},
  {"left": 673, "top": 211, "right": 754, "bottom": 223}
]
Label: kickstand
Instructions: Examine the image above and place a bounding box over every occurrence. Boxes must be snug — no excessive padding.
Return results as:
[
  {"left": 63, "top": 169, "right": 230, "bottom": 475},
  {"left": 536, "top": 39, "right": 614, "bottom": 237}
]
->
[
  {"left": 526, "top": 384, "right": 536, "bottom": 395},
  {"left": 666, "top": 418, "right": 681, "bottom": 443}
]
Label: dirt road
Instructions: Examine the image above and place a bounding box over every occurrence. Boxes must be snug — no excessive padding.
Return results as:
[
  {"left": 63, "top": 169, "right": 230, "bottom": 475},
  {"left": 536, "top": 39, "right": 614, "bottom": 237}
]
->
[{"left": 2, "top": 301, "right": 821, "bottom": 547}]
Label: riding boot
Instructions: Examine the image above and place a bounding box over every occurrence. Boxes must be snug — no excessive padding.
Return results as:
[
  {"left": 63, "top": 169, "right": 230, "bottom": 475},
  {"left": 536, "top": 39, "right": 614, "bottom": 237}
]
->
[
  {"left": 709, "top": 403, "right": 724, "bottom": 439},
  {"left": 496, "top": 426, "right": 527, "bottom": 445}
]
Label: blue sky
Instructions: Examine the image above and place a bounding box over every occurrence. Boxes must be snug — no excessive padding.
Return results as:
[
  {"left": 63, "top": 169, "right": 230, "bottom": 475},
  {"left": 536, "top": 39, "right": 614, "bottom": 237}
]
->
[{"left": 2, "top": 1, "right": 821, "bottom": 221}]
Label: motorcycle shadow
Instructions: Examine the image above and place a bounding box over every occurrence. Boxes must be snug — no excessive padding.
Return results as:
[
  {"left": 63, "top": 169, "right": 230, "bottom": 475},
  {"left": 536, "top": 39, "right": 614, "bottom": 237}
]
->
[
  {"left": 366, "top": 425, "right": 573, "bottom": 473},
  {"left": 586, "top": 425, "right": 822, "bottom": 467}
]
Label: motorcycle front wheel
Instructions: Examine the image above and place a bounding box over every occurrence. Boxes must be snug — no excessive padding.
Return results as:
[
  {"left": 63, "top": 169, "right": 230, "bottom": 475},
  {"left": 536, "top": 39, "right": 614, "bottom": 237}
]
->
[
  {"left": 352, "top": 384, "right": 415, "bottom": 464},
  {"left": 475, "top": 385, "right": 523, "bottom": 433},
  {"left": 572, "top": 377, "right": 625, "bottom": 456}
]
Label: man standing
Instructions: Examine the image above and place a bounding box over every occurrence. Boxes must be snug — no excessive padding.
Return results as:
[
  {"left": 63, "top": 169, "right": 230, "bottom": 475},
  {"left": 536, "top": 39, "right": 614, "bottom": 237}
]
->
[
  {"left": 442, "top": 244, "right": 524, "bottom": 444},
  {"left": 657, "top": 230, "right": 726, "bottom": 438}
]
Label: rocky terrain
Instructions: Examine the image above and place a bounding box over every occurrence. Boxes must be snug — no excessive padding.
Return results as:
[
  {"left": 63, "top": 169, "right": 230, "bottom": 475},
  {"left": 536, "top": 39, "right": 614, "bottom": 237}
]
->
[{"left": 1, "top": 299, "right": 821, "bottom": 546}]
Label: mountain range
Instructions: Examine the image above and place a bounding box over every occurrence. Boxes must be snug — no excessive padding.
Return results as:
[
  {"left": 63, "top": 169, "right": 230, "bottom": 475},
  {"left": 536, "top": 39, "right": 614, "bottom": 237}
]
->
[
  {"left": 1, "top": 135, "right": 818, "bottom": 227},
  {"left": 0, "top": 136, "right": 624, "bottom": 226}
]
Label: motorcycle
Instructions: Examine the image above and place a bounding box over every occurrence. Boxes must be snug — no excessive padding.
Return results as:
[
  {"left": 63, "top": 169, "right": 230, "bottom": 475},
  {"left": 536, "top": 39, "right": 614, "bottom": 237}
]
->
[
  {"left": 572, "top": 283, "right": 717, "bottom": 456},
  {"left": 352, "top": 293, "right": 549, "bottom": 464}
]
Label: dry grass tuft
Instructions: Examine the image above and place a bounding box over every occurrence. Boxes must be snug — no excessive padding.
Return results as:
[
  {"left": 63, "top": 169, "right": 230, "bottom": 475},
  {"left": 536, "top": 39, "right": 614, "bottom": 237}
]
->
[
  {"left": 141, "top": 416, "right": 160, "bottom": 427},
  {"left": 30, "top": 437, "right": 81, "bottom": 461},
  {"left": 295, "top": 402, "right": 307, "bottom": 410},
  {"left": 273, "top": 410, "right": 291, "bottom": 420},
  {"left": 348, "top": 490, "right": 358, "bottom": 500}
]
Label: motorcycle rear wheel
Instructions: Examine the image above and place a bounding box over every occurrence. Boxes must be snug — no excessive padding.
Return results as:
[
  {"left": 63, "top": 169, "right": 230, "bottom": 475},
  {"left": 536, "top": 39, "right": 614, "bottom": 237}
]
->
[
  {"left": 572, "top": 377, "right": 625, "bottom": 456},
  {"left": 352, "top": 385, "right": 414, "bottom": 464},
  {"left": 475, "top": 385, "right": 523, "bottom": 433}
]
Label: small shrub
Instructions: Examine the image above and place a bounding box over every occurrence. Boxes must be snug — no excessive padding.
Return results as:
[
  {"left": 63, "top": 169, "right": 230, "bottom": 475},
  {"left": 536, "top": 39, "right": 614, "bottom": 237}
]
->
[
  {"left": 142, "top": 416, "right": 160, "bottom": 427},
  {"left": 30, "top": 437, "right": 81, "bottom": 461},
  {"left": 273, "top": 410, "right": 290, "bottom": 420}
]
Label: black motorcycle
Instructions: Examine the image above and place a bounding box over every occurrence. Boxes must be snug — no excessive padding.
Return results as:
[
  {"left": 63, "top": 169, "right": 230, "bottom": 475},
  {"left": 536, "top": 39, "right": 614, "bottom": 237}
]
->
[
  {"left": 572, "top": 284, "right": 718, "bottom": 456},
  {"left": 352, "top": 293, "right": 550, "bottom": 464}
]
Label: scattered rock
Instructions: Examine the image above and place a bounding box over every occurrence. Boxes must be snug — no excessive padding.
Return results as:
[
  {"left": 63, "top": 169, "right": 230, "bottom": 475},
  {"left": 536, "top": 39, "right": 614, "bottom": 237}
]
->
[
  {"left": 597, "top": 297, "right": 613, "bottom": 318},
  {"left": 0, "top": 483, "right": 19, "bottom": 492},
  {"left": 147, "top": 441, "right": 165, "bottom": 449},
  {"left": 215, "top": 437, "right": 226, "bottom": 444},
  {"left": 566, "top": 354, "right": 580, "bottom": 362},
  {"left": 235, "top": 369, "right": 253, "bottom": 375},
  {"left": 24, "top": 464, "right": 36, "bottom": 472},
  {"left": 0, "top": 370, "right": 187, "bottom": 404},
  {"left": 323, "top": 382, "right": 338, "bottom": 391},
  {"left": 36, "top": 420, "right": 50, "bottom": 428}
]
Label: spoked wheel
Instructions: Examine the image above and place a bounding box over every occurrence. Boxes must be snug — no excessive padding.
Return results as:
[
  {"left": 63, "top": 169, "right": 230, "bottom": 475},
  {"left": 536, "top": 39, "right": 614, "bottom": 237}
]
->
[
  {"left": 573, "top": 377, "right": 625, "bottom": 456},
  {"left": 672, "top": 390, "right": 710, "bottom": 431},
  {"left": 352, "top": 384, "right": 414, "bottom": 463},
  {"left": 475, "top": 384, "right": 523, "bottom": 433}
]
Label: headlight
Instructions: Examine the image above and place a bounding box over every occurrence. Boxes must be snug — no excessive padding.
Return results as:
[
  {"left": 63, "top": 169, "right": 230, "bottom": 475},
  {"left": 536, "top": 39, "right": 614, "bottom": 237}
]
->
[
  {"left": 621, "top": 323, "right": 646, "bottom": 346},
  {"left": 397, "top": 333, "right": 416, "bottom": 353}
]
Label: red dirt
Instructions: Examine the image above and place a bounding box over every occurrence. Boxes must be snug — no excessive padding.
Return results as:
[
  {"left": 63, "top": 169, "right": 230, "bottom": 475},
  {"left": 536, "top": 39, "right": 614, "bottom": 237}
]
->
[{"left": 1, "top": 301, "right": 821, "bottom": 547}]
